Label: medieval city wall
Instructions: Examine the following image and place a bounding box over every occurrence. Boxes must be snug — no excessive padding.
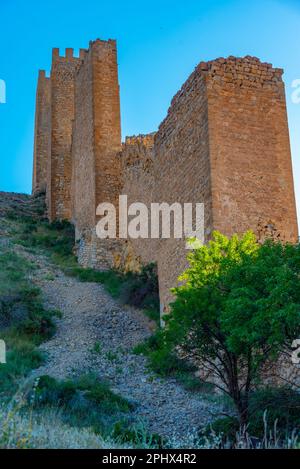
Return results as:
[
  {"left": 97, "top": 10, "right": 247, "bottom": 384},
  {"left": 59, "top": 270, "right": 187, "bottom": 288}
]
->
[
  {"left": 154, "top": 68, "right": 213, "bottom": 313},
  {"left": 32, "top": 42, "right": 299, "bottom": 325},
  {"left": 117, "top": 134, "right": 157, "bottom": 272}
]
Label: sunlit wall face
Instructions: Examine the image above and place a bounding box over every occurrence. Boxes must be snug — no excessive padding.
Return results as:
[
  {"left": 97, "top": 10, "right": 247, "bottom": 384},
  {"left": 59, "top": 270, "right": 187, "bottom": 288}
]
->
[{"left": 0, "top": 0, "right": 299, "bottom": 222}]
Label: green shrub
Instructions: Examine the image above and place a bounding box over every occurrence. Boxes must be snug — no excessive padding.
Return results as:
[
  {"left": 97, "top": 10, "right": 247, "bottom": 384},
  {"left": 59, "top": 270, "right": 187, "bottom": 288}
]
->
[
  {"left": 119, "top": 263, "right": 159, "bottom": 312},
  {"left": 133, "top": 333, "right": 163, "bottom": 356},
  {"left": 175, "top": 372, "right": 214, "bottom": 393},
  {"left": 152, "top": 232, "right": 300, "bottom": 425},
  {"left": 72, "top": 263, "right": 160, "bottom": 315},
  {"left": 112, "top": 420, "right": 164, "bottom": 448},
  {"left": 147, "top": 348, "right": 190, "bottom": 376},
  {"left": 0, "top": 335, "right": 44, "bottom": 395},
  {"left": 248, "top": 387, "right": 300, "bottom": 437},
  {"left": 92, "top": 341, "right": 102, "bottom": 354},
  {"left": 0, "top": 248, "right": 58, "bottom": 398},
  {"left": 31, "top": 374, "right": 133, "bottom": 436},
  {"left": 133, "top": 332, "right": 211, "bottom": 392},
  {"left": 17, "top": 217, "right": 75, "bottom": 261},
  {"left": 73, "top": 268, "right": 125, "bottom": 297},
  {"left": 202, "top": 386, "right": 300, "bottom": 443},
  {"left": 203, "top": 416, "right": 240, "bottom": 441}
]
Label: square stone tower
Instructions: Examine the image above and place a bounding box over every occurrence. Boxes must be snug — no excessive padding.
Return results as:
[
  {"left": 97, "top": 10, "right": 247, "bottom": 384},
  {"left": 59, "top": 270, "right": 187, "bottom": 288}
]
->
[
  {"left": 72, "top": 39, "right": 122, "bottom": 268},
  {"left": 48, "top": 48, "right": 83, "bottom": 220},
  {"left": 154, "top": 56, "right": 298, "bottom": 314}
]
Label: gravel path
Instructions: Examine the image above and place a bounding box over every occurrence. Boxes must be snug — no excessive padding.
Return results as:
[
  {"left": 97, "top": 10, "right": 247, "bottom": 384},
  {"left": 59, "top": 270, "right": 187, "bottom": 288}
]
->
[{"left": 17, "top": 248, "right": 220, "bottom": 438}]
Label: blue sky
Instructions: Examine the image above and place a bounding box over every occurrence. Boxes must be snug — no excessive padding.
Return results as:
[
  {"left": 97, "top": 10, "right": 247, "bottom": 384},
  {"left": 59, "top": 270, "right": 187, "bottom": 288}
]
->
[{"left": 0, "top": 0, "right": 299, "bottom": 220}]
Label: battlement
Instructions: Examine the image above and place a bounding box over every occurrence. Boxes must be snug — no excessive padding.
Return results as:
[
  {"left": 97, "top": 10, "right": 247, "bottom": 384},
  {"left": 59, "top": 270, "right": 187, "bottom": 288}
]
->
[
  {"left": 124, "top": 133, "right": 156, "bottom": 149},
  {"left": 121, "top": 134, "right": 155, "bottom": 172},
  {"left": 160, "top": 55, "right": 286, "bottom": 143},
  {"left": 197, "top": 55, "right": 284, "bottom": 89},
  {"left": 79, "top": 48, "right": 88, "bottom": 59},
  {"left": 52, "top": 47, "right": 83, "bottom": 62},
  {"left": 51, "top": 39, "right": 117, "bottom": 72},
  {"left": 38, "top": 70, "right": 50, "bottom": 80},
  {"left": 90, "top": 38, "right": 117, "bottom": 49}
]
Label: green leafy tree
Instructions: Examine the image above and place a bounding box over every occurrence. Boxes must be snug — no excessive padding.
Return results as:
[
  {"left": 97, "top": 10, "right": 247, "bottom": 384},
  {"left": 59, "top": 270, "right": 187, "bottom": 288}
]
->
[{"left": 162, "top": 231, "right": 300, "bottom": 425}]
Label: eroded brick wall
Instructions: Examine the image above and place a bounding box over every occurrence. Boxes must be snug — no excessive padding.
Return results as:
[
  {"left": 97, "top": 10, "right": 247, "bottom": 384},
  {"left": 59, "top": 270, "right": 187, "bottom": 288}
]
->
[
  {"left": 71, "top": 48, "right": 94, "bottom": 233},
  {"left": 32, "top": 70, "right": 51, "bottom": 194},
  {"left": 154, "top": 56, "right": 298, "bottom": 316},
  {"left": 117, "top": 134, "right": 156, "bottom": 271},
  {"left": 48, "top": 48, "right": 82, "bottom": 221},
  {"left": 204, "top": 56, "right": 298, "bottom": 243},
  {"left": 154, "top": 68, "right": 213, "bottom": 314}
]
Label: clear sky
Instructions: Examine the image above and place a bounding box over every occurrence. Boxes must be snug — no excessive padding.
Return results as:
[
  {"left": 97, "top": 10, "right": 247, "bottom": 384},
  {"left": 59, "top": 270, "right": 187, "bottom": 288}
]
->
[{"left": 0, "top": 0, "right": 299, "bottom": 220}]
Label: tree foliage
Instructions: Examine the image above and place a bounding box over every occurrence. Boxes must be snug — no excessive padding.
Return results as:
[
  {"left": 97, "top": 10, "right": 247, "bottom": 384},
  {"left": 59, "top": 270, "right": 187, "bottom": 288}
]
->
[{"left": 161, "top": 231, "right": 300, "bottom": 423}]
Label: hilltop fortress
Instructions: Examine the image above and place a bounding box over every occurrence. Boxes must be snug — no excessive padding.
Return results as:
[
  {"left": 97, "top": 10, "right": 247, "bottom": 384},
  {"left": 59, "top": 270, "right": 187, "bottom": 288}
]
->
[{"left": 32, "top": 39, "right": 298, "bottom": 319}]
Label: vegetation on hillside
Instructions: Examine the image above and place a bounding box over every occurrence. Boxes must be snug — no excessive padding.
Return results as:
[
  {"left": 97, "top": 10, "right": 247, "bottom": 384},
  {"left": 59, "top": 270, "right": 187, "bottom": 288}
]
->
[
  {"left": 135, "top": 231, "right": 300, "bottom": 443},
  {"left": 0, "top": 193, "right": 161, "bottom": 448},
  {"left": 1, "top": 194, "right": 300, "bottom": 448},
  {"left": 0, "top": 247, "right": 60, "bottom": 399},
  {"left": 11, "top": 194, "right": 160, "bottom": 323}
]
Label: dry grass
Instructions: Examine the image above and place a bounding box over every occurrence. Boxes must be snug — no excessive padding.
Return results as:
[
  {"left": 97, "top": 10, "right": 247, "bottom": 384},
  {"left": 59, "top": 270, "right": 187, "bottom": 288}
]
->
[{"left": 0, "top": 381, "right": 132, "bottom": 449}]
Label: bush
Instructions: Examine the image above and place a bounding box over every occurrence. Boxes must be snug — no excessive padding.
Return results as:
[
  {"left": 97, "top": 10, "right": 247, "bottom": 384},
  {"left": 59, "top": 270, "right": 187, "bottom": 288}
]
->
[
  {"left": 203, "top": 416, "right": 240, "bottom": 442},
  {"left": 0, "top": 340, "right": 44, "bottom": 395},
  {"left": 202, "top": 386, "right": 300, "bottom": 445},
  {"left": 248, "top": 387, "right": 300, "bottom": 437},
  {"left": 148, "top": 232, "right": 300, "bottom": 425},
  {"left": 35, "top": 374, "right": 132, "bottom": 412},
  {"left": 120, "top": 263, "right": 159, "bottom": 309},
  {"left": 0, "top": 403, "right": 130, "bottom": 449},
  {"left": 112, "top": 420, "right": 164, "bottom": 448},
  {"left": 31, "top": 374, "right": 134, "bottom": 437},
  {"left": 0, "top": 248, "right": 58, "bottom": 398},
  {"left": 133, "top": 332, "right": 211, "bottom": 392},
  {"left": 19, "top": 220, "right": 75, "bottom": 260}
]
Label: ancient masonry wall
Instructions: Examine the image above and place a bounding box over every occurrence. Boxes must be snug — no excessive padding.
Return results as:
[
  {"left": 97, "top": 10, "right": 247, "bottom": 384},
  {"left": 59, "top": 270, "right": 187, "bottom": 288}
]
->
[
  {"left": 154, "top": 56, "right": 298, "bottom": 314},
  {"left": 72, "top": 40, "right": 122, "bottom": 269},
  {"left": 48, "top": 48, "right": 82, "bottom": 221},
  {"left": 154, "top": 68, "right": 213, "bottom": 313},
  {"left": 32, "top": 46, "right": 298, "bottom": 322},
  {"left": 71, "top": 47, "right": 94, "bottom": 236},
  {"left": 117, "top": 134, "right": 156, "bottom": 272},
  {"left": 204, "top": 56, "right": 298, "bottom": 243},
  {"left": 32, "top": 70, "right": 51, "bottom": 193}
]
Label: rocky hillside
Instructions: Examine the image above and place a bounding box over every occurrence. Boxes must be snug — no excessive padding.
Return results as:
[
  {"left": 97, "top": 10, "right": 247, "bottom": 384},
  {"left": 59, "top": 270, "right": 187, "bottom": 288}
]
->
[{"left": 0, "top": 192, "right": 222, "bottom": 448}]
